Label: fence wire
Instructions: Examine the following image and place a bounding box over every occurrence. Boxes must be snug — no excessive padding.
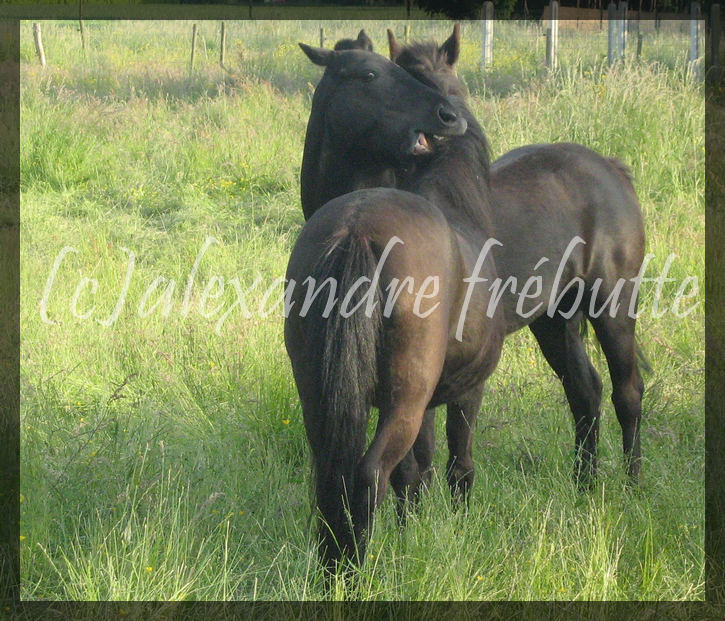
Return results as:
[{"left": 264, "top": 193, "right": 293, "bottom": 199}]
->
[{"left": 20, "top": 20, "right": 700, "bottom": 103}]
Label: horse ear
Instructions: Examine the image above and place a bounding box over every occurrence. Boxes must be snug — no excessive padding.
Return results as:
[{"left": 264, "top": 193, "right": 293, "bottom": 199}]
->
[
  {"left": 299, "top": 42, "right": 334, "bottom": 67},
  {"left": 440, "top": 23, "right": 461, "bottom": 67},
  {"left": 387, "top": 28, "right": 403, "bottom": 61},
  {"left": 357, "top": 29, "right": 374, "bottom": 52}
]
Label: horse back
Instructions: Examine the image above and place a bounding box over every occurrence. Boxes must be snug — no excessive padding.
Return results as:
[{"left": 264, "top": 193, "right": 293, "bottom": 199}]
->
[{"left": 285, "top": 187, "right": 503, "bottom": 407}]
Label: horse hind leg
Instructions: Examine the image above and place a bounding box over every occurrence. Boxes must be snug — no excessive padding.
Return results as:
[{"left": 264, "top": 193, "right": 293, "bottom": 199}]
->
[
  {"left": 351, "top": 399, "right": 431, "bottom": 561},
  {"left": 529, "top": 312, "right": 603, "bottom": 489},
  {"left": 589, "top": 309, "right": 644, "bottom": 484},
  {"left": 390, "top": 407, "right": 436, "bottom": 523},
  {"left": 446, "top": 384, "right": 485, "bottom": 506},
  {"left": 350, "top": 323, "right": 447, "bottom": 561}
]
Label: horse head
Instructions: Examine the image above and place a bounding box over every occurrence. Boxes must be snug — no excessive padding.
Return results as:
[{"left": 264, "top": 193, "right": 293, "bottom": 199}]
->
[
  {"left": 387, "top": 23, "right": 469, "bottom": 100},
  {"left": 300, "top": 44, "right": 467, "bottom": 161},
  {"left": 299, "top": 44, "right": 468, "bottom": 218}
]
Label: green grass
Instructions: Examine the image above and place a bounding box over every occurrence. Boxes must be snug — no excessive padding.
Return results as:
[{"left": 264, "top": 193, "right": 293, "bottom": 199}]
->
[{"left": 19, "top": 20, "right": 704, "bottom": 601}]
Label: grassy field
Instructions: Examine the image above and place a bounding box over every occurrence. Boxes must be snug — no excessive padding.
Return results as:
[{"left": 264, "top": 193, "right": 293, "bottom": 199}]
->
[{"left": 19, "top": 20, "right": 704, "bottom": 601}]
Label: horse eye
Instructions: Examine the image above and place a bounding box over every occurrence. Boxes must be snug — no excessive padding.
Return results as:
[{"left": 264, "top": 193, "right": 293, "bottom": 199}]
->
[{"left": 363, "top": 71, "right": 376, "bottom": 82}]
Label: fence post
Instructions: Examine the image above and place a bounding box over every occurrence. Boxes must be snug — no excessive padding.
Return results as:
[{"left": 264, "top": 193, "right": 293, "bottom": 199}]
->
[
  {"left": 32, "top": 23, "right": 45, "bottom": 68},
  {"left": 690, "top": 2, "right": 702, "bottom": 79},
  {"left": 79, "top": 0, "right": 87, "bottom": 59},
  {"left": 711, "top": 4, "right": 721, "bottom": 82},
  {"left": 545, "top": 28, "right": 552, "bottom": 67},
  {"left": 319, "top": 27, "right": 325, "bottom": 48},
  {"left": 618, "top": 1, "right": 628, "bottom": 60},
  {"left": 481, "top": 1, "right": 493, "bottom": 67},
  {"left": 220, "top": 21, "right": 226, "bottom": 68},
  {"left": 190, "top": 23, "right": 197, "bottom": 74},
  {"left": 546, "top": 1, "right": 559, "bottom": 69},
  {"left": 404, "top": 24, "right": 410, "bottom": 42},
  {"left": 608, "top": 2, "right": 617, "bottom": 65},
  {"left": 637, "top": 31, "right": 643, "bottom": 59}
]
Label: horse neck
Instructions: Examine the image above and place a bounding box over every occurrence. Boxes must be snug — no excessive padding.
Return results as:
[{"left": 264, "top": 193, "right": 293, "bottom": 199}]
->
[{"left": 408, "top": 112, "right": 493, "bottom": 236}]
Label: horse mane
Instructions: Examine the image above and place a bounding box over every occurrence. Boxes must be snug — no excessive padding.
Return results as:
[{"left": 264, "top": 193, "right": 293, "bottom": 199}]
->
[
  {"left": 407, "top": 104, "right": 493, "bottom": 235},
  {"left": 299, "top": 76, "right": 330, "bottom": 219},
  {"left": 394, "top": 43, "right": 492, "bottom": 234}
]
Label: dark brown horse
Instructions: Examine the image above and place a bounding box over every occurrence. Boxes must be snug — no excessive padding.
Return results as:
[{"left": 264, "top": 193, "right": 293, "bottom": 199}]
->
[
  {"left": 297, "top": 27, "right": 646, "bottom": 503},
  {"left": 298, "top": 44, "right": 465, "bottom": 221},
  {"left": 286, "top": 47, "right": 505, "bottom": 570},
  {"left": 333, "top": 29, "right": 374, "bottom": 52},
  {"left": 386, "top": 25, "right": 646, "bottom": 489}
]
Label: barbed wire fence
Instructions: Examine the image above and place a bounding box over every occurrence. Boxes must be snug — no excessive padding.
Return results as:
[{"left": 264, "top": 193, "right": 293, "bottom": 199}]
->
[
  {"left": 28, "top": 12, "right": 718, "bottom": 86},
  {"left": 478, "top": 1, "right": 709, "bottom": 78}
]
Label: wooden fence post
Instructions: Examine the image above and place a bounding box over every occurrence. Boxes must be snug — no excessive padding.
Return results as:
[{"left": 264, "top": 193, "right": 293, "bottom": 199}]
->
[
  {"left": 637, "top": 31, "right": 643, "bottom": 59},
  {"left": 220, "top": 21, "right": 226, "bottom": 68},
  {"left": 608, "top": 2, "right": 617, "bottom": 65},
  {"left": 79, "top": 0, "right": 87, "bottom": 59},
  {"left": 711, "top": 4, "right": 721, "bottom": 82},
  {"left": 404, "top": 24, "right": 410, "bottom": 43},
  {"left": 618, "top": 1, "right": 628, "bottom": 60},
  {"left": 32, "top": 23, "right": 45, "bottom": 68},
  {"left": 481, "top": 1, "right": 493, "bottom": 67},
  {"left": 546, "top": 27, "right": 552, "bottom": 67},
  {"left": 546, "top": 1, "right": 559, "bottom": 68},
  {"left": 690, "top": 2, "right": 703, "bottom": 79},
  {"left": 319, "top": 27, "right": 325, "bottom": 48},
  {"left": 190, "top": 23, "right": 197, "bottom": 74}
]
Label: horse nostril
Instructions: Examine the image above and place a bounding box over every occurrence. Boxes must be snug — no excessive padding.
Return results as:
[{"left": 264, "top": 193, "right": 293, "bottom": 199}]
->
[{"left": 437, "top": 104, "right": 458, "bottom": 126}]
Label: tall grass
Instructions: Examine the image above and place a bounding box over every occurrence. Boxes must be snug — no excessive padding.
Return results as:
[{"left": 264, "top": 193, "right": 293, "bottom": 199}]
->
[{"left": 19, "top": 20, "right": 704, "bottom": 600}]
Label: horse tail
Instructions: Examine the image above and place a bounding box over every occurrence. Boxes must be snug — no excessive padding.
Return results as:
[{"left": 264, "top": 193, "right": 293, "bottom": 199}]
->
[
  {"left": 307, "top": 231, "right": 383, "bottom": 561},
  {"left": 635, "top": 341, "right": 653, "bottom": 376},
  {"left": 579, "top": 313, "right": 651, "bottom": 379}
]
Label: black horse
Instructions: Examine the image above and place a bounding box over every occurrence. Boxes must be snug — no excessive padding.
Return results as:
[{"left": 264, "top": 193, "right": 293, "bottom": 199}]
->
[
  {"left": 385, "top": 25, "right": 646, "bottom": 489},
  {"left": 285, "top": 47, "right": 505, "bottom": 570},
  {"left": 333, "top": 29, "right": 374, "bottom": 52},
  {"left": 297, "top": 26, "right": 646, "bottom": 505},
  {"left": 298, "top": 44, "right": 464, "bottom": 221}
]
